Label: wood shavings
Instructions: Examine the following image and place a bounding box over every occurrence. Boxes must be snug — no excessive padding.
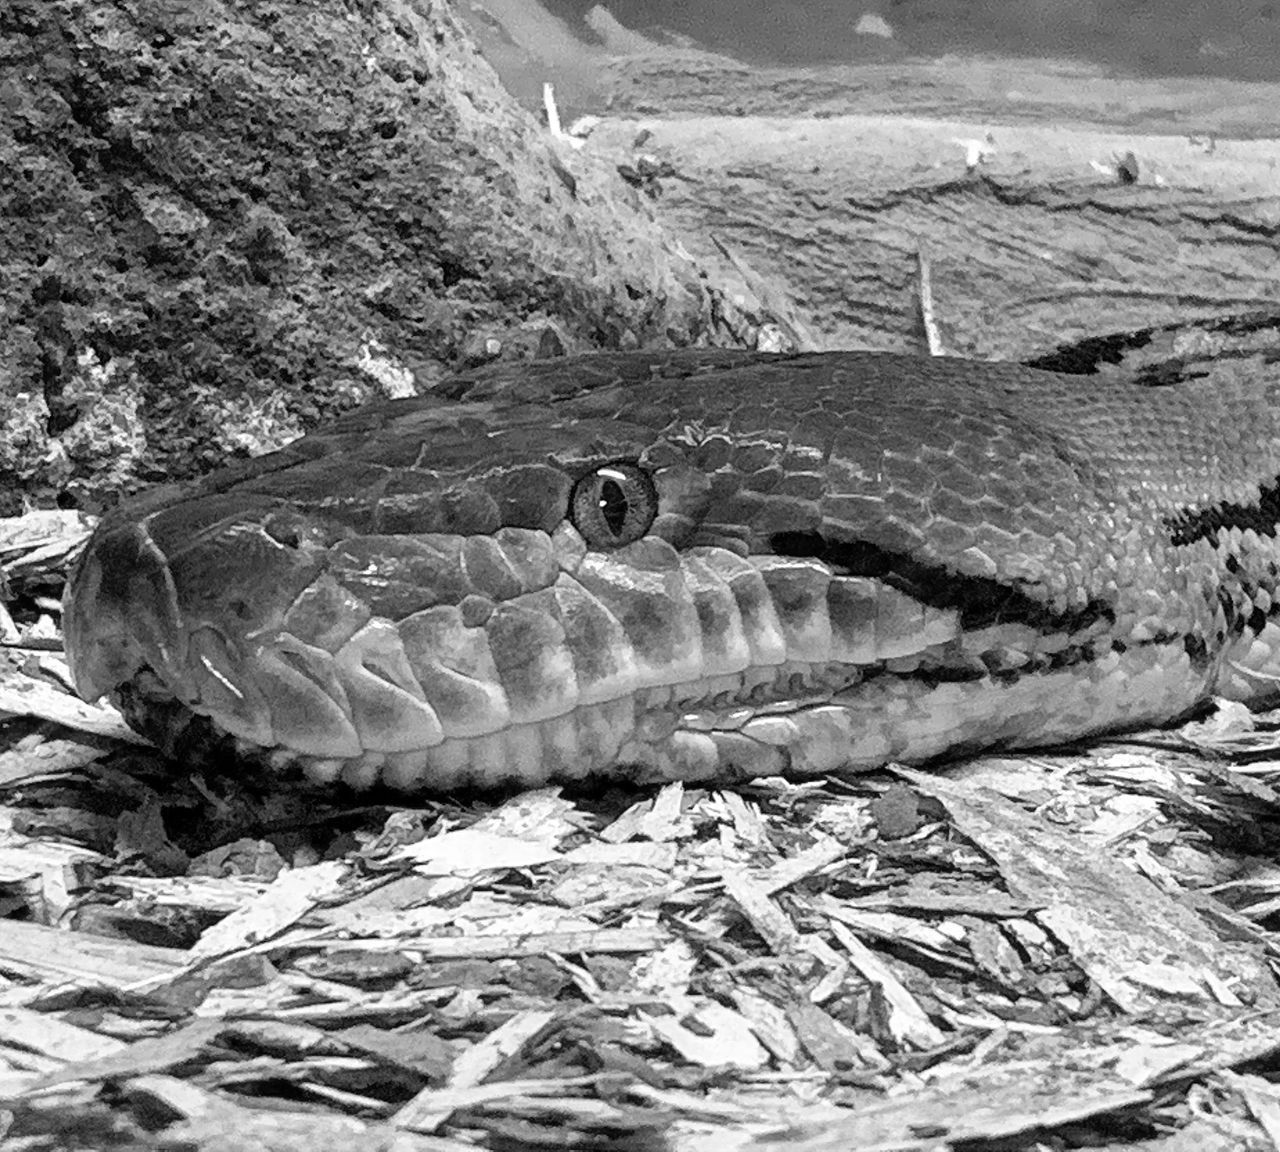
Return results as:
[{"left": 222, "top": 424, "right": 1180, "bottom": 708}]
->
[{"left": 7, "top": 676, "right": 1280, "bottom": 1150}]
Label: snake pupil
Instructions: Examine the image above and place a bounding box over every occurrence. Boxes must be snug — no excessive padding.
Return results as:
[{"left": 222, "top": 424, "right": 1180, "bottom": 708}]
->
[
  {"left": 569, "top": 462, "right": 656, "bottom": 547},
  {"left": 599, "top": 478, "right": 628, "bottom": 537}
]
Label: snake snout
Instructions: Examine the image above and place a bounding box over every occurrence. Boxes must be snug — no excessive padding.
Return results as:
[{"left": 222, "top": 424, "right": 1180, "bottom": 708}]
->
[
  {"left": 65, "top": 501, "right": 331, "bottom": 721},
  {"left": 63, "top": 522, "right": 171, "bottom": 702}
]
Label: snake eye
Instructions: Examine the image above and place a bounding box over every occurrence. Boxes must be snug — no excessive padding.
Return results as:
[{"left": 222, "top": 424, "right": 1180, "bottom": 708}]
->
[{"left": 569, "top": 462, "right": 658, "bottom": 548}]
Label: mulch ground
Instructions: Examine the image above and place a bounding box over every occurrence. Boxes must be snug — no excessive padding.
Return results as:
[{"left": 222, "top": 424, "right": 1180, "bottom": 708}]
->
[{"left": 4, "top": 513, "right": 1280, "bottom": 1152}]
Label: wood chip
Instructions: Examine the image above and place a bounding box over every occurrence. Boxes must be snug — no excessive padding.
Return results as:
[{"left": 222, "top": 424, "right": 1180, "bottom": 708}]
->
[
  {"left": 722, "top": 871, "right": 802, "bottom": 954},
  {"left": 0, "top": 674, "right": 147, "bottom": 744},
  {"left": 0, "top": 919, "right": 183, "bottom": 996},
  {"left": 901, "top": 768, "right": 1276, "bottom": 1012},
  {"left": 643, "top": 1003, "right": 769, "bottom": 1070},
  {"left": 825, "top": 918, "right": 945, "bottom": 1049},
  {"left": 188, "top": 860, "right": 349, "bottom": 962},
  {"left": 0, "top": 1006, "right": 126, "bottom": 1064},
  {"left": 0, "top": 510, "right": 95, "bottom": 559},
  {"left": 387, "top": 828, "right": 561, "bottom": 873},
  {"left": 394, "top": 1011, "right": 558, "bottom": 1133},
  {"left": 562, "top": 840, "right": 678, "bottom": 868}
]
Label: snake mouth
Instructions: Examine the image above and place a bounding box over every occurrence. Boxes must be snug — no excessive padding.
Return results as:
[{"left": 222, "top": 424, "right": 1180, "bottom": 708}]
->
[
  {"left": 91, "top": 616, "right": 1191, "bottom": 793},
  {"left": 65, "top": 498, "right": 1180, "bottom": 791}
]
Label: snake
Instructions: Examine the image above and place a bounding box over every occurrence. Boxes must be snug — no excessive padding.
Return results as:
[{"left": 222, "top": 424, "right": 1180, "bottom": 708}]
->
[{"left": 62, "top": 348, "right": 1280, "bottom": 791}]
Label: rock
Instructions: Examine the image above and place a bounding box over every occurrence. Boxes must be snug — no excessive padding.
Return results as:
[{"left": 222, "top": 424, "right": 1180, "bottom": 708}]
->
[{"left": 0, "top": 0, "right": 781, "bottom": 512}]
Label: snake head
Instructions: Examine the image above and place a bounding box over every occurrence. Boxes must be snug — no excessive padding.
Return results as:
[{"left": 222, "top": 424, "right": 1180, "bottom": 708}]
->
[
  {"left": 65, "top": 492, "right": 345, "bottom": 742},
  {"left": 63, "top": 390, "right": 703, "bottom": 787}
]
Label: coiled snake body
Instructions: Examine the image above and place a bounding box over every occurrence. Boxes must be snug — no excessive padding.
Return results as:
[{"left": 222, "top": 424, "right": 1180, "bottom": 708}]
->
[{"left": 63, "top": 350, "right": 1280, "bottom": 790}]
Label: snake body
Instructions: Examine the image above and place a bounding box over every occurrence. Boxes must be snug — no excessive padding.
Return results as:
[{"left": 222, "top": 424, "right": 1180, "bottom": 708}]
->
[{"left": 63, "top": 349, "right": 1280, "bottom": 790}]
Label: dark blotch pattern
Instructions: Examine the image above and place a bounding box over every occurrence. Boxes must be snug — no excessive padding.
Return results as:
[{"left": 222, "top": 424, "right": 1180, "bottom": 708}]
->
[
  {"left": 771, "top": 530, "right": 1114, "bottom": 635},
  {"left": 1165, "top": 475, "right": 1280, "bottom": 547}
]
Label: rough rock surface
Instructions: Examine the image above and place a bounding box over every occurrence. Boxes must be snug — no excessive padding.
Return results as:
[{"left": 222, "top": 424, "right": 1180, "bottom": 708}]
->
[{"left": 0, "top": 0, "right": 785, "bottom": 514}]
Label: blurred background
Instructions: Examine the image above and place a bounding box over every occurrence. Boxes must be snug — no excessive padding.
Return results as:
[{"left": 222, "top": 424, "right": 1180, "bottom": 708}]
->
[
  {"left": 465, "top": 0, "right": 1280, "bottom": 118},
  {"left": 541, "top": 0, "right": 1280, "bottom": 78}
]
